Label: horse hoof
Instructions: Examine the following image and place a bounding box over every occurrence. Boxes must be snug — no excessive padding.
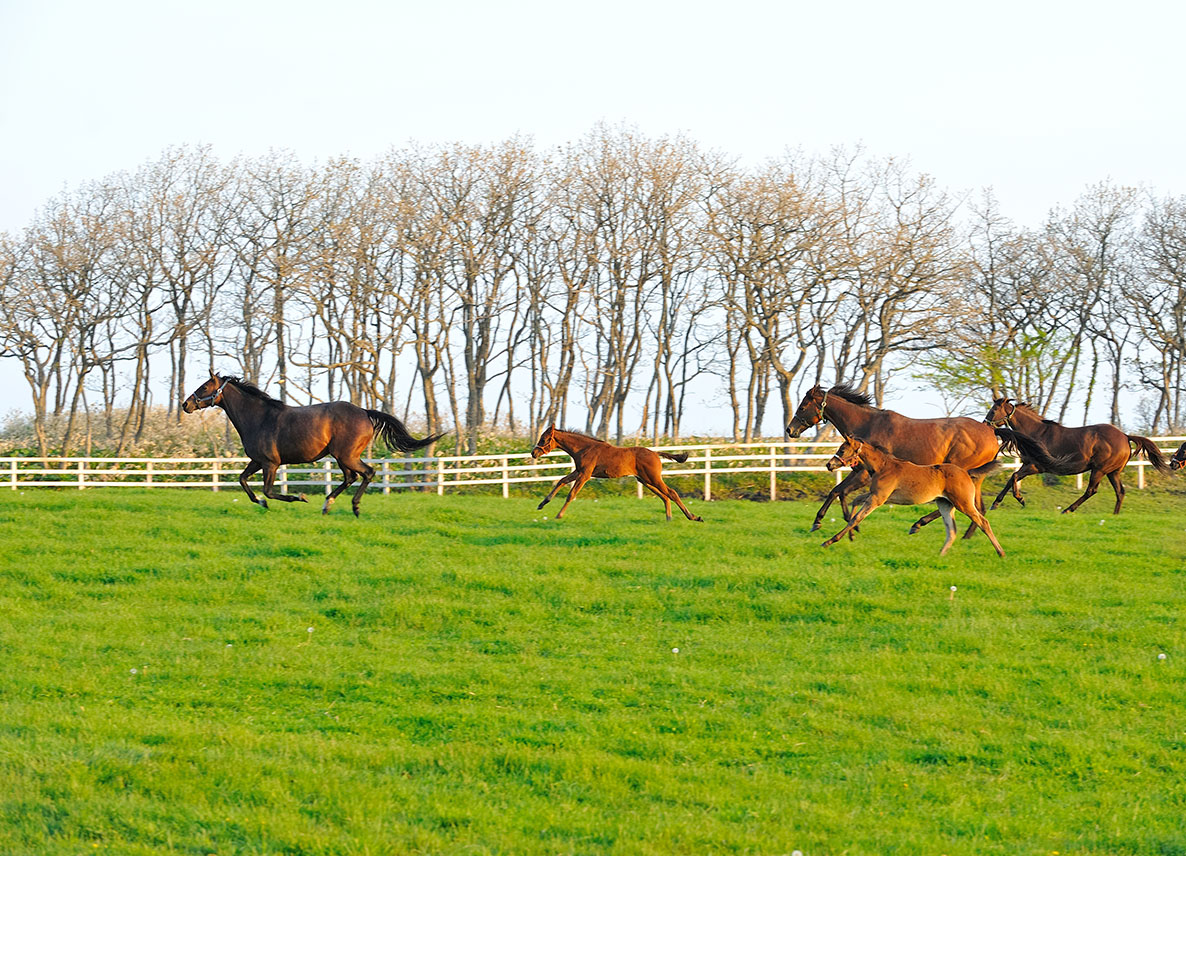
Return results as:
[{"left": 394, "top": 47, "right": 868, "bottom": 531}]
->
[
  {"left": 536, "top": 502, "right": 547, "bottom": 510},
  {"left": 908, "top": 525, "right": 920, "bottom": 535},
  {"left": 695, "top": 516, "right": 703, "bottom": 522},
  {"left": 298, "top": 495, "right": 308, "bottom": 503},
  {"left": 810, "top": 523, "right": 820, "bottom": 532},
  {"left": 353, "top": 508, "right": 361, "bottom": 518}
]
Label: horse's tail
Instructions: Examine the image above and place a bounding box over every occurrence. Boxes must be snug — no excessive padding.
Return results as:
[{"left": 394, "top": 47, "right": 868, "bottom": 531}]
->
[
  {"left": 1128, "top": 434, "right": 1169, "bottom": 471},
  {"left": 967, "top": 460, "right": 1003, "bottom": 480},
  {"left": 367, "top": 410, "right": 446, "bottom": 453},
  {"left": 656, "top": 451, "right": 689, "bottom": 463},
  {"left": 993, "top": 427, "right": 1080, "bottom": 473}
]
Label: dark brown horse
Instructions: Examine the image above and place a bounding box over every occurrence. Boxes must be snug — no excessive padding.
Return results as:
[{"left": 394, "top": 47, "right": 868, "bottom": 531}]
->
[
  {"left": 786, "top": 384, "right": 1053, "bottom": 537},
  {"left": 531, "top": 426, "right": 702, "bottom": 522},
  {"left": 1170, "top": 442, "right": 1186, "bottom": 470},
  {"left": 983, "top": 398, "right": 1168, "bottom": 514},
  {"left": 183, "top": 373, "right": 444, "bottom": 516},
  {"left": 822, "top": 437, "right": 1005, "bottom": 557}
]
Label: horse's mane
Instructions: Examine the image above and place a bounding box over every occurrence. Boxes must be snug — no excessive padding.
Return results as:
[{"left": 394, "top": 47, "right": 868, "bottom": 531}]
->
[
  {"left": 827, "top": 383, "right": 875, "bottom": 409},
  {"left": 221, "top": 375, "right": 283, "bottom": 406},
  {"left": 1010, "top": 400, "right": 1059, "bottom": 425},
  {"left": 560, "top": 428, "right": 604, "bottom": 443}
]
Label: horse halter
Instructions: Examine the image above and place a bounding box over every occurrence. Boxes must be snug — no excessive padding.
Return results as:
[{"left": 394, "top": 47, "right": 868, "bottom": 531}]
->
[
  {"left": 988, "top": 400, "right": 1016, "bottom": 429},
  {"left": 192, "top": 376, "right": 230, "bottom": 408}
]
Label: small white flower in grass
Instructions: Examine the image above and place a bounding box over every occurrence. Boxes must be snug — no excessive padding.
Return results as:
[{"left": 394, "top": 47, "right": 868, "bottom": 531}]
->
[
  {"left": 1099, "top": 520, "right": 1105, "bottom": 525},
  {"left": 1158, "top": 653, "right": 1168, "bottom": 661},
  {"left": 791, "top": 850, "right": 803, "bottom": 857},
  {"left": 672, "top": 647, "right": 679, "bottom": 654},
  {"left": 307, "top": 627, "right": 314, "bottom": 634},
  {"left": 130, "top": 668, "right": 137, "bottom": 675}
]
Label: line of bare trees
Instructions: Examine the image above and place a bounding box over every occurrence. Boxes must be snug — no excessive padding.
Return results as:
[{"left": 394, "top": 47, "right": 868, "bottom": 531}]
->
[{"left": 3, "top": 128, "right": 1185, "bottom": 458}]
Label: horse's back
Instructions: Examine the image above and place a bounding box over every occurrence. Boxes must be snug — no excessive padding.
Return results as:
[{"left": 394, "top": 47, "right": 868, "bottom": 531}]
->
[
  {"left": 870, "top": 413, "right": 996, "bottom": 466},
  {"left": 272, "top": 401, "right": 371, "bottom": 463}
]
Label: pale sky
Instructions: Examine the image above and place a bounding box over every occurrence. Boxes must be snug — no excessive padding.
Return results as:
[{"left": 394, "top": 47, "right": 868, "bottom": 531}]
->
[{"left": 2, "top": 0, "right": 1184, "bottom": 422}]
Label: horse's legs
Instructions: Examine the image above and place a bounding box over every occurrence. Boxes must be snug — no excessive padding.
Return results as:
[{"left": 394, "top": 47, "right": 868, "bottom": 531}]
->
[
  {"left": 822, "top": 494, "right": 883, "bottom": 548},
  {"left": 349, "top": 460, "right": 376, "bottom": 517},
  {"left": 936, "top": 499, "right": 958, "bottom": 556},
  {"left": 1107, "top": 469, "right": 1125, "bottom": 514},
  {"left": 950, "top": 493, "right": 1006, "bottom": 557},
  {"left": 322, "top": 462, "right": 359, "bottom": 514},
  {"left": 260, "top": 464, "right": 308, "bottom": 504},
  {"left": 908, "top": 509, "right": 941, "bottom": 534},
  {"left": 554, "top": 470, "right": 594, "bottom": 518},
  {"left": 640, "top": 480, "right": 673, "bottom": 520},
  {"left": 238, "top": 459, "right": 264, "bottom": 507},
  {"left": 991, "top": 465, "right": 1037, "bottom": 510},
  {"left": 538, "top": 469, "right": 580, "bottom": 510},
  {"left": 960, "top": 479, "right": 988, "bottom": 541},
  {"left": 811, "top": 469, "right": 867, "bottom": 532},
  {"left": 1062, "top": 467, "right": 1104, "bottom": 513},
  {"left": 641, "top": 469, "right": 702, "bottom": 522}
]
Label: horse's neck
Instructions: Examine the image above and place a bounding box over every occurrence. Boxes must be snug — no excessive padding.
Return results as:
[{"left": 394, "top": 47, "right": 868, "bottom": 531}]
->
[
  {"left": 1009, "top": 408, "right": 1047, "bottom": 436},
  {"left": 553, "top": 432, "right": 595, "bottom": 457},
  {"left": 220, "top": 385, "right": 276, "bottom": 442},
  {"left": 859, "top": 449, "right": 895, "bottom": 477},
  {"left": 826, "top": 396, "right": 876, "bottom": 436}
]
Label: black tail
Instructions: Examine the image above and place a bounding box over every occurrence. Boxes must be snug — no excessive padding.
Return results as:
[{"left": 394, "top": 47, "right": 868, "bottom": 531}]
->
[
  {"left": 968, "top": 460, "right": 1003, "bottom": 480},
  {"left": 993, "top": 427, "right": 1080, "bottom": 473},
  {"left": 657, "top": 451, "right": 689, "bottom": 463},
  {"left": 1128, "top": 435, "right": 1169, "bottom": 472},
  {"left": 367, "top": 410, "right": 446, "bottom": 453}
]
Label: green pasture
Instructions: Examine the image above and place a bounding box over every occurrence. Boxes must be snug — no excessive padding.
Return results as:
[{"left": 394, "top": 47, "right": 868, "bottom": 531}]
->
[{"left": 1, "top": 478, "right": 1184, "bottom": 855}]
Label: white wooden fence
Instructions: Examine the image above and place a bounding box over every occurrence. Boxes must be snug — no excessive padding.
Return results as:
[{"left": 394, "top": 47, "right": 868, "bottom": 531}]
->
[{"left": 3, "top": 437, "right": 1183, "bottom": 497}]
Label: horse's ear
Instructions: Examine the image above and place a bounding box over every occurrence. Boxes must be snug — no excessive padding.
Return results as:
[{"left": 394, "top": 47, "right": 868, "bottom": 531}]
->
[{"left": 209, "top": 368, "right": 217, "bottom": 379}]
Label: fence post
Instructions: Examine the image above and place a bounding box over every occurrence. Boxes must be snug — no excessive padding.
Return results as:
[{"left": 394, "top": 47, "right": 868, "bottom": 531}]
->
[
  {"left": 437, "top": 456, "right": 445, "bottom": 496},
  {"left": 1076, "top": 473, "right": 1083, "bottom": 489},
  {"left": 145, "top": 459, "right": 152, "bottom": 486},
  {"left": 212, "top": 458, "right": 220, "bottom": 492},
  {"left": 383, "top": 459, "right": 390, "bottom": 495},
  {"left": 1138, "top": 462, "right": 1145, "bottom": 489},
  {"left": 637, "top": 480, "right": 643, "bottom": 499},
  {"left": 703, "top": 446, "right": 712, "bottom": 502},
  {"left": 78, "top": 459, "right": 85, "bottom": 489},
  {"left": 501, "top": 457, "right": 510, "bottom": 498},
  {"left": 769, "top": 445, "right": 777, "bottom": 501},
  {"left": 9, "top": 457, "right": 15, "bottom": 489},
  {"left": 280, "top": 466, "right": 288, "bottom": 495},
  {"left": 324, "top": 459, "right": 332, "bottom": 496}
]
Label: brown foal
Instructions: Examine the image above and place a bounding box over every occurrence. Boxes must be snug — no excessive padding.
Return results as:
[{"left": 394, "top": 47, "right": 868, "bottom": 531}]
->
[
  {"left": 530, "top": 426, "right": 703, "bottom": 522},
  {"left": 822, "top": 437, "right": 1005, "bottom": 557}
]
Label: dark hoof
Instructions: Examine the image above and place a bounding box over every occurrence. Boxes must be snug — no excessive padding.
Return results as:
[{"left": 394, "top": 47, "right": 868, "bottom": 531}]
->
[
  {"left": 537, "top": 502, "right": 547, "bottom": 510},
  {"left": 322, "top": 507, "right": 329, "bottom": 516},
  {"left": 810, "top": 522, "right": 821, "bottom": 532},
  {"left": 990, "top": 501, "right": 1002, "bottom": 511},
  {"left": 1016, "top": 498, "right": 1025, "bottom": 508},
  {"left": 694, "top": 516, "right": 704, "bottom": 522},
  {"left": 297, "top": 495, "right": 308, "bottom": 503},
  {"left": 908, "top": 525, "right": 920, "bottom": 535},
  {"left": 353, "top": 507, "right": 361, "bottom": 518}
]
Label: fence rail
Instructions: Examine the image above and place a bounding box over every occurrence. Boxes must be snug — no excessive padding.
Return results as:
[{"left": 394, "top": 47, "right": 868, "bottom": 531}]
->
[{"left": 4, "top": 438, "right": 1184, "bottom": 497}]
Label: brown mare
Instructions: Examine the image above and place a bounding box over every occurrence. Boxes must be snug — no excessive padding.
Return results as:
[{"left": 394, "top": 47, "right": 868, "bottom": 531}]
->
[
  {"left": 787, "top": 384, "right": 1053, "bottom": 538},
  {"left": 984, "top": 398, "right": 1168, "bottom": 514},
  {"left": 530, "top": 426, "right": 703, "bottom": 522},
  {"left": 822, "top": 437, "right": 1005, "bottom": 557},
  {"left": 183, "top": 373, "right": 444, "bottom": 516}
]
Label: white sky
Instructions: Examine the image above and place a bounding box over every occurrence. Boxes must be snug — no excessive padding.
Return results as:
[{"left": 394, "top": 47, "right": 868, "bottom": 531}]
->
[{"left": 2, "top": 0, "right": 1185, "bottom": 424}]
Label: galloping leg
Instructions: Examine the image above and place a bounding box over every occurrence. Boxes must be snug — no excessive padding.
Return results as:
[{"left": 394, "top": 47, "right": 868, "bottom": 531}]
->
[
  {"left": 822, "top": 495, "right": 883, "bottom": 548},
  {"left": 1107, "top": 469, "right": 1125, "bottom": 514},
  {"left": 640, "top": 480, "right": 673, "bottom": 520},
  {"left": 909, "top": 508, "right": 942, "bottom": 534},
  {"left": 261, "top": 464, "right": 308, "bottom": 505},
  {"left": 350, "top": 460, "right": 376, "bottom": 517},
  {"left": 950, "top": 494, "right": 1006, "bottom": 557},
  {"left": 554, "top": 470, "right": 594, "bottom": 519},
  {"left": 812, "top": 469, "right": 867, "bottom": 532},
  {"left": 935, "top": 499, "right": 959, "bottom": 556},
  {"left": 1062, "top": 467, "right": 1104, "bottom": 513},
  {"left": 238, "top": 459, "right": 265, "bottom": 508},
  {"left": 538, "top": 469, "right": 581, "bottom": 510},
  {"left": 960, "top": 479, "right": 988, "bottom": 540},
  {"left": 992, "top": 465, "right": 1037, "bottom": 510},
  {"left": 322, "top": 461, "right": 359, "bottom": 514}
]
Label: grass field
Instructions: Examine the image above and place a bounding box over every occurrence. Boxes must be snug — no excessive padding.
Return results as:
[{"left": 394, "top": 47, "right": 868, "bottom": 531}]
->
[{"left": 1, "top": 478, "right": 1184, "bottom": 855}]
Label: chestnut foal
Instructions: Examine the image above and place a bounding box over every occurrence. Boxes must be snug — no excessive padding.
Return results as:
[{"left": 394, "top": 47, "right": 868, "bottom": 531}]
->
[
  {"left": 530, "top": 426, "right": 703, "bottom": 522},
  {"left": 822, "top": 437, "right": 1006, "bottom": 557}
]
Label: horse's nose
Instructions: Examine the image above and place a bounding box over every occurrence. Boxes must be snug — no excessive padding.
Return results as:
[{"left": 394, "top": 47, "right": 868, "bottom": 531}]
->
[
  {"left": 785, "top": 422, "right": 799, "bottom": 438},
  {"left": 182, "top": 398, "right": 195, "bottom": 413}
]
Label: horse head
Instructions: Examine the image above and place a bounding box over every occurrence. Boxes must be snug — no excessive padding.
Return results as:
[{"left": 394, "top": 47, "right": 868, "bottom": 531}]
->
[
  {"left": 182, "top": 373, "right": 230, "bottom": 413},
  {"left": 984, "top": 398, "right": 1016, "bottom": 428},
  {"left": 787, "top": 386, "right": 827, "bottom": 438},
  {"left": 825, "top": 435, "right": 864, "bottom": 472},
  {"left": 531, "top": 425, "right": 558, "bottom": 460}
]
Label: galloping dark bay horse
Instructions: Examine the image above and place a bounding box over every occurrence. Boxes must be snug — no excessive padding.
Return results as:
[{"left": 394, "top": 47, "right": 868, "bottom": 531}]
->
[
  {"left": 984, "top": 398, "right": 1168, "bottom": 514},
  {"left": 786, "top": 384, "right": 1054, "bottom": 537},
  {"left": 183, "top": 373, "right": 444, "bottom": 516},
  {"left": 530, "top": 426, "right": 702, "bottom": 522}
]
